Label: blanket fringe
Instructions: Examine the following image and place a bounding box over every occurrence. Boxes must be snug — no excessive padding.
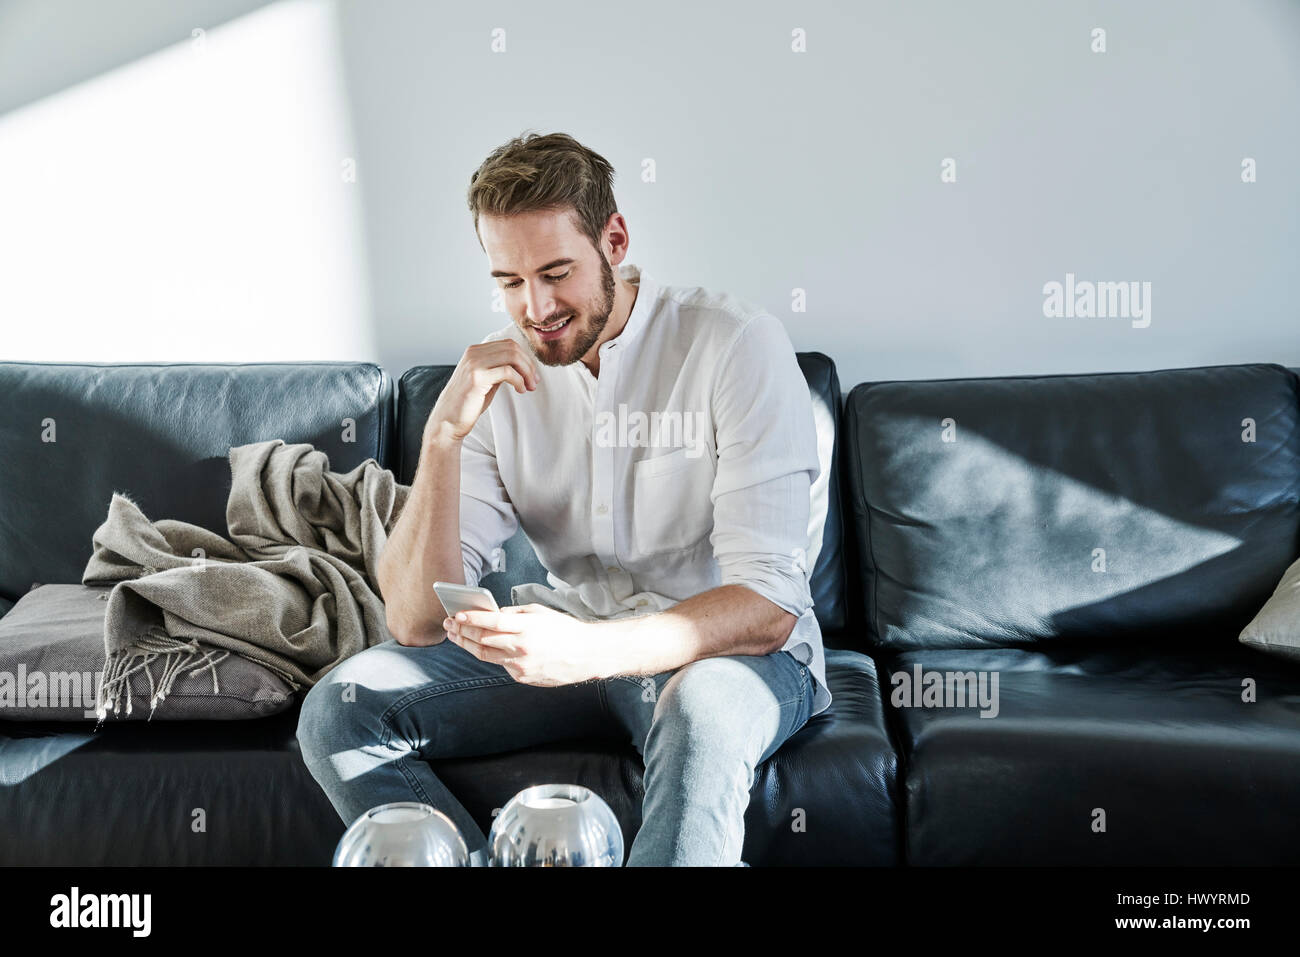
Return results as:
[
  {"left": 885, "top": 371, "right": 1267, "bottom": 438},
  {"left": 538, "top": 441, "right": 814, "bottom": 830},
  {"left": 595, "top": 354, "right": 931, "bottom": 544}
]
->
[{"left": 95, "top": 625, "right": 231, "bottom": 725}]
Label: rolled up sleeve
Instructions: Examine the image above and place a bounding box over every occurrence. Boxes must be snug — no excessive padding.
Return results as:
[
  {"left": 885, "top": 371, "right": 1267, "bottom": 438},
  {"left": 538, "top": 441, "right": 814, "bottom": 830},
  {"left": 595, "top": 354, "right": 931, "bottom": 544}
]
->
[
  {"left": 459, "top": 404, "right": 518, "bottom": 588},
  {"left": 709, "top": 312, "right": 821, "bottom": 619}
]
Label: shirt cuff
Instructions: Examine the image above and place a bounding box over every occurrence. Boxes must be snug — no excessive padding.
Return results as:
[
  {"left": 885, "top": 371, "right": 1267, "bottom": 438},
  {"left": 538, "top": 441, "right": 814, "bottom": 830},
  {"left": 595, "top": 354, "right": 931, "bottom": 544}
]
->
[{"left": 718, "top": 551, "right": 814, "bottom": 620}]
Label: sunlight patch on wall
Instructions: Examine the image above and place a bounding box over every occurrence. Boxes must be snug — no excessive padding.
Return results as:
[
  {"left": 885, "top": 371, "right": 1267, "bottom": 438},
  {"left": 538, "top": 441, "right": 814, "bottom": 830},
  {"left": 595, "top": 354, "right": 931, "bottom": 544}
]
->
[{"left": 0, "top": 0, "right": 374, "bottom": 362}]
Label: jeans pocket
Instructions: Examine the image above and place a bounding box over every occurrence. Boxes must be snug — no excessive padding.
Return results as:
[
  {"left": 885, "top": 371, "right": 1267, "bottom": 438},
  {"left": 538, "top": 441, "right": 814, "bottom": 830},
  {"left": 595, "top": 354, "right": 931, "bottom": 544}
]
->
[
  {"left": 776, "top": 657, "right": 813, "bottom": 745},
  {"left": 797, "top": 666, "right": 812, "bottom": 719},
  {"left": 783, "top": 652, "right": 810, "bottom": 700}
]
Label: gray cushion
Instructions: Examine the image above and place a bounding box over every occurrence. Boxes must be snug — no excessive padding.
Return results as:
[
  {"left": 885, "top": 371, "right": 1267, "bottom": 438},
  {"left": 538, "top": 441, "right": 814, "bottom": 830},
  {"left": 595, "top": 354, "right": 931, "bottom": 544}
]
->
[
  {"left": 0, "top": 584, "right": 295, "bottom": 720},
  {"left": 1240, "top": 554, "right": 1300, "bottom": 664}
]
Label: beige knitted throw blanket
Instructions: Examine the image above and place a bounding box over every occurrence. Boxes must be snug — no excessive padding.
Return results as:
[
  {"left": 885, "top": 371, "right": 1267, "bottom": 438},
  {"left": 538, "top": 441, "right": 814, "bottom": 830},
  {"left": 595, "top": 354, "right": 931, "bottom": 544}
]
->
[{"left": 81, "top": 439, "right": 409, "bottom": 722}]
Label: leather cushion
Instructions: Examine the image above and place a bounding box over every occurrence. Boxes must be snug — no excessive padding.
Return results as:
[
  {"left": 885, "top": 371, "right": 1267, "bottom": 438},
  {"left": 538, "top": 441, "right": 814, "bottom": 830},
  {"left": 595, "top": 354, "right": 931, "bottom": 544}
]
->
[
  {"left": 0, "top": 707, "right": 340, "bottom": 865},
  {"left": 844, "top": 362, "right": 1300, "bottom": 652},
  {"left": 428, "top": 646, "right": 900, "bottom": 866},
  {"left": 881, "top": 641, "right": 1300, "bottom": 864},
  {"left": 0, "top": 361, "right": 393, "bottom": 609},
  {"left": 0, "top": 647, "right": 898, "bottom": 865}
]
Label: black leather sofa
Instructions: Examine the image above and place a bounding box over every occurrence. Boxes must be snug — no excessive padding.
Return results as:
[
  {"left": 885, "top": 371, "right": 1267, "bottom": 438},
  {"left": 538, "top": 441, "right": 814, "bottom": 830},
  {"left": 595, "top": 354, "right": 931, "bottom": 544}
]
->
[{"left": 1, "top": 357, "right": 1297, "bottom": 866}]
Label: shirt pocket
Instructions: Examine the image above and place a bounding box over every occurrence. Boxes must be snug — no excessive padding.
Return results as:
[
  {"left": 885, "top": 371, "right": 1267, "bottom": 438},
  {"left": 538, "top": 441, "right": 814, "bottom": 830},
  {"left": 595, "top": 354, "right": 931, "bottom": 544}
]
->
[{"left": 630, "top": 447, "right": 715, "bottom": 558}]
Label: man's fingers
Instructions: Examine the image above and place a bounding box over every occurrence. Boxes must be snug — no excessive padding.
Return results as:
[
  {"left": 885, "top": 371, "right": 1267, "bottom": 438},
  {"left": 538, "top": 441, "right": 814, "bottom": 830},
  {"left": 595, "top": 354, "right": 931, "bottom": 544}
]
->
[
  {"left": 508, "top": 340, "right": 541, "bottom": 388},
  {"left": 458, "top": 622, "right": 524, "bottom": 650},
  {"left": 448, "top": 629, "right": 514, "bottom": 665},
  {"left": 446, "top": 615, "right": 525, "bottom": 651},
  {"left": 475, "top": 632, "right": 525, "bottom": 653},
  {"left": 502, "top": 367, "right": 527, "bottom": 395},
  {"left": 456, "top": 608, "right": 526, "bottom": 633},
  {"left": 482, "top": 364, "right": 529, "bottom": 397},
  {"left": 484, "top": 340, "right": 540, "bottom": 389}
]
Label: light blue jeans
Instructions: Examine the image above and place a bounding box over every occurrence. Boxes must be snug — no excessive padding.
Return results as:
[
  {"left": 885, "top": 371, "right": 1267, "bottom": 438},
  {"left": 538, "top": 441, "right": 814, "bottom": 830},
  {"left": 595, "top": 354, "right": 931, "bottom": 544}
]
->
[{"left": 296, "top": 637, "right": 813, "bottom": 866}]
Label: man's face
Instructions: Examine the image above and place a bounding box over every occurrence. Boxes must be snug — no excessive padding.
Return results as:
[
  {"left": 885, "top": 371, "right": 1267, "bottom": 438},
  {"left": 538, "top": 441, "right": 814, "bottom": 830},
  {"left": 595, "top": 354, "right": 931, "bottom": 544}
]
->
[{"left": 481, "top": 209, "right": 618, "bottom": 367}]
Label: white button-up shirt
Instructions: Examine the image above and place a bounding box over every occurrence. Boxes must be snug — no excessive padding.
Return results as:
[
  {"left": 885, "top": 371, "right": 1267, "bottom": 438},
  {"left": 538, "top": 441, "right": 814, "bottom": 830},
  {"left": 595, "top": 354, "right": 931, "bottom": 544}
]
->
[{"left": 459, "top": 262, "right": 831, "bottom": 718}]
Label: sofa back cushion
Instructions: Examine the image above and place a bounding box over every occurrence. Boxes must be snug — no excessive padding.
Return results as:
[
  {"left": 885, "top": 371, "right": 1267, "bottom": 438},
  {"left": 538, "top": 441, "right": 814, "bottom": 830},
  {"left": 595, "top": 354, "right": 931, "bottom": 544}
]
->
[
  {"left": 843, "top": 362, "right": 1300, "bottom": 651},
  {"left": 0, "top": 362, "right": 393, "bottom": 606},
  {"left": 396, "top": 352, "right": 851, "bottom": 636}
]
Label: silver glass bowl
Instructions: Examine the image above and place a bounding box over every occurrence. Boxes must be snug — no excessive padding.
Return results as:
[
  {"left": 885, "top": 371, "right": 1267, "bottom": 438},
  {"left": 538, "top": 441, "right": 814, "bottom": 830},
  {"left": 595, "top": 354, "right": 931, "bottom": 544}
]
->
[
  {"left": 488, "top": 784, "right": 624, "bottom": 867},
  {"left": 332, "top": 801, "right": 470, "bottom": 866}
]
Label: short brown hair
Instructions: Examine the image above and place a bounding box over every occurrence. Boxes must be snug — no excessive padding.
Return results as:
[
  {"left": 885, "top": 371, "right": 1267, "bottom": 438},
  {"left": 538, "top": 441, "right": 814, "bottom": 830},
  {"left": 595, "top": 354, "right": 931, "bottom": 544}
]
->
[{"left": 467, "top": 130, "right": 618, "bottom": 253}]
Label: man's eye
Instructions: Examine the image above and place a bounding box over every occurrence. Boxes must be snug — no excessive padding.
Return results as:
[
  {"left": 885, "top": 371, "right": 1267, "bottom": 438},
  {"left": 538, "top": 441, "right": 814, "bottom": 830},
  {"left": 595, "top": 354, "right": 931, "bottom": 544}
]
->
[{"left": 504, "top": 271, "right": 569, "bottom": 289}]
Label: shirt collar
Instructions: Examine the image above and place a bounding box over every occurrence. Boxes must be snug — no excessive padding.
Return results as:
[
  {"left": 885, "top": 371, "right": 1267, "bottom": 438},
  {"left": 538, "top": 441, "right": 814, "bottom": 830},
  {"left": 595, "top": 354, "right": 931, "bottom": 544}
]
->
[{"left": 599, "top": 262, "right": 660, "bottom": 354}]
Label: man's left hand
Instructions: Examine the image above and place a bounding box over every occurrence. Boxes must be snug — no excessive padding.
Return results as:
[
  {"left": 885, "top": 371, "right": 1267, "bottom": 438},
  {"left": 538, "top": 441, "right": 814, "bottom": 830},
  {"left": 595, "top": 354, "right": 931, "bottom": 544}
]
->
[{"left": 444, "top": 603, "right": 609, "bottom": 686}]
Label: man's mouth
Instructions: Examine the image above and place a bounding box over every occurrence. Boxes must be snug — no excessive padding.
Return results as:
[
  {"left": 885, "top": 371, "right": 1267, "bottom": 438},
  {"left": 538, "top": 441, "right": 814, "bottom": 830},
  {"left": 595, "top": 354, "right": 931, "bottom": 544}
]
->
[{"left": 532, "top": 316, "right": 572, "bottom": 340}]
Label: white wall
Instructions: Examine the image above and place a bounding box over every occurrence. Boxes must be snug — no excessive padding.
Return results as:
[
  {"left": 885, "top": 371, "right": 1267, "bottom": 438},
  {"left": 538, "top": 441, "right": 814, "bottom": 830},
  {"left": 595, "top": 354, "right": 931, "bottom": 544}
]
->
[{"left": 2, "top": 0, "right": 1297, "bottom": 389}]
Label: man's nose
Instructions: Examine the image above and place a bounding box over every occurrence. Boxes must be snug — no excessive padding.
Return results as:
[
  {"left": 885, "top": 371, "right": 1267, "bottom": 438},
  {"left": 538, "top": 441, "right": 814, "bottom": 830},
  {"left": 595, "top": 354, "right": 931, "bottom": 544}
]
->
[{"left": 524, "top": 282, "right": 556, "bottom": 324}]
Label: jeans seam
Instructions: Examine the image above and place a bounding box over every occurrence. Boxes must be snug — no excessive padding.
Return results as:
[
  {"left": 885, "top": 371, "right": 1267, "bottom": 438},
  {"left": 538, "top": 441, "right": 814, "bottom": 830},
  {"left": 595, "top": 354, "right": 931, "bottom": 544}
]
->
[
  {"left": 379, "top": 674, "right": 514, "bottom": 750},
  {"left": 716, "top": 698, "right": 787, "bottom": 866},
  {"left": 390, "top": 741, "right": 437, "bottom": 807},
  {"left": 378, "top": 674, "right": 519, "bottom": 804},
  {"left": 715, "top": 668, "right": 811, "bottom": 866}
]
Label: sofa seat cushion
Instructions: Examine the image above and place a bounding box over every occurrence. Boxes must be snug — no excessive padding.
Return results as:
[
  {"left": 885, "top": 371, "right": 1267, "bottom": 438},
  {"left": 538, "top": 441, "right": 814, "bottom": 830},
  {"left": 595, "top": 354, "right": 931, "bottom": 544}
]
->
[
  {"left": 0, "top": 648, "right": 899, "bottom": 865},
  {"left": 430, "top": 647, "right": 901, "bottom": 866},
  {"left": 0, "top": 707, "right": 341, "bottom": 865},
  {"left": 881, "top": 642, "right": 1300, "bottom": 865}
]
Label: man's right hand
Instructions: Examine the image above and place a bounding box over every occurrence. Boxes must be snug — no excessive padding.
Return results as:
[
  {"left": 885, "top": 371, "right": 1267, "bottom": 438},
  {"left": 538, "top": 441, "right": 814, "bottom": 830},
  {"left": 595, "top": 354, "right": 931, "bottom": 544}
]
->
[{"left": 425, "top": 339, "right": 540, "bottom": 445}]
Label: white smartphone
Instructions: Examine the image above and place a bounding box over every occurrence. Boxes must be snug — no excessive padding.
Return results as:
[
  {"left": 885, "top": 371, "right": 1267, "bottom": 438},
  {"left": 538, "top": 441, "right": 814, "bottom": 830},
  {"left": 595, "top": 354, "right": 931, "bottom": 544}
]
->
[{"left": 433, "top": 581, "right": 500, "bottom": 619}]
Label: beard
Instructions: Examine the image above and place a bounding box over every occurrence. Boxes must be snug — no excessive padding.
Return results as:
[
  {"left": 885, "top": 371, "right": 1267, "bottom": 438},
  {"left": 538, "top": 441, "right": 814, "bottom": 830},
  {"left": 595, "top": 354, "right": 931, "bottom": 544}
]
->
[{"left": 524, "top": 254, "right": 617, "bottom": 367}]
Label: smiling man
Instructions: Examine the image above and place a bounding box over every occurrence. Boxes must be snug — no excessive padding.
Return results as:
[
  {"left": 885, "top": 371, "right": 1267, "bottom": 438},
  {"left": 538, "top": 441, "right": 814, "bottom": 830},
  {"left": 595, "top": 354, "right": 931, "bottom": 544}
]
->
[{"left": 297, "top": 131, "right": 830, "bottom": 866}]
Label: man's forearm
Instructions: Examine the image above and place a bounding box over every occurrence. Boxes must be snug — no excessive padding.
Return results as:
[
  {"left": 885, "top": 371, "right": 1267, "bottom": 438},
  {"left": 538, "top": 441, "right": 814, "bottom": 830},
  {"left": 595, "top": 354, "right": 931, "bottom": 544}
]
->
[
  {"left": 590, "top": 584, "right": 797, "bottom": 678},
  {"left": 377, "top": 429, "right": 465, "bottom": 644}
]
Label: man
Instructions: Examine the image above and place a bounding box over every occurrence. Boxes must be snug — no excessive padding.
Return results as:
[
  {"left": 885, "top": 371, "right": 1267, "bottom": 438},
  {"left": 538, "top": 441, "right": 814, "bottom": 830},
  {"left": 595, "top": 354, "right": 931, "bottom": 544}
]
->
[{"left": 297, "top": 131, "right": 831, "bottom": 866}]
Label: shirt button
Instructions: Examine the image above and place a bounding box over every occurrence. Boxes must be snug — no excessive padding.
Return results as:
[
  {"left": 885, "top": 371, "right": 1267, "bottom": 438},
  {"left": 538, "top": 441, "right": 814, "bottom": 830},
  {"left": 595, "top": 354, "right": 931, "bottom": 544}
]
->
[
  {"left": 635, "top": 598, "right": 648, "bottom": 607},
  {"left": 606, "top": 566, "right": 618, "bottom": 573},
  {"left": 596, "top": 504, "right": 608, "bottom": 514}
]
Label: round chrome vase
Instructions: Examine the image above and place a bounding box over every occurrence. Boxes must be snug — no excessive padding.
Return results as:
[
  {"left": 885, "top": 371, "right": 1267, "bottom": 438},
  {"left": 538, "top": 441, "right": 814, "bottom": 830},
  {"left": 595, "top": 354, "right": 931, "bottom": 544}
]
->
[
  {"left": 333, "top": 801, "right": 470, "bottom": 867},
  {"left": 488, "top": 784, "right": 624, "bottom": 866}
]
